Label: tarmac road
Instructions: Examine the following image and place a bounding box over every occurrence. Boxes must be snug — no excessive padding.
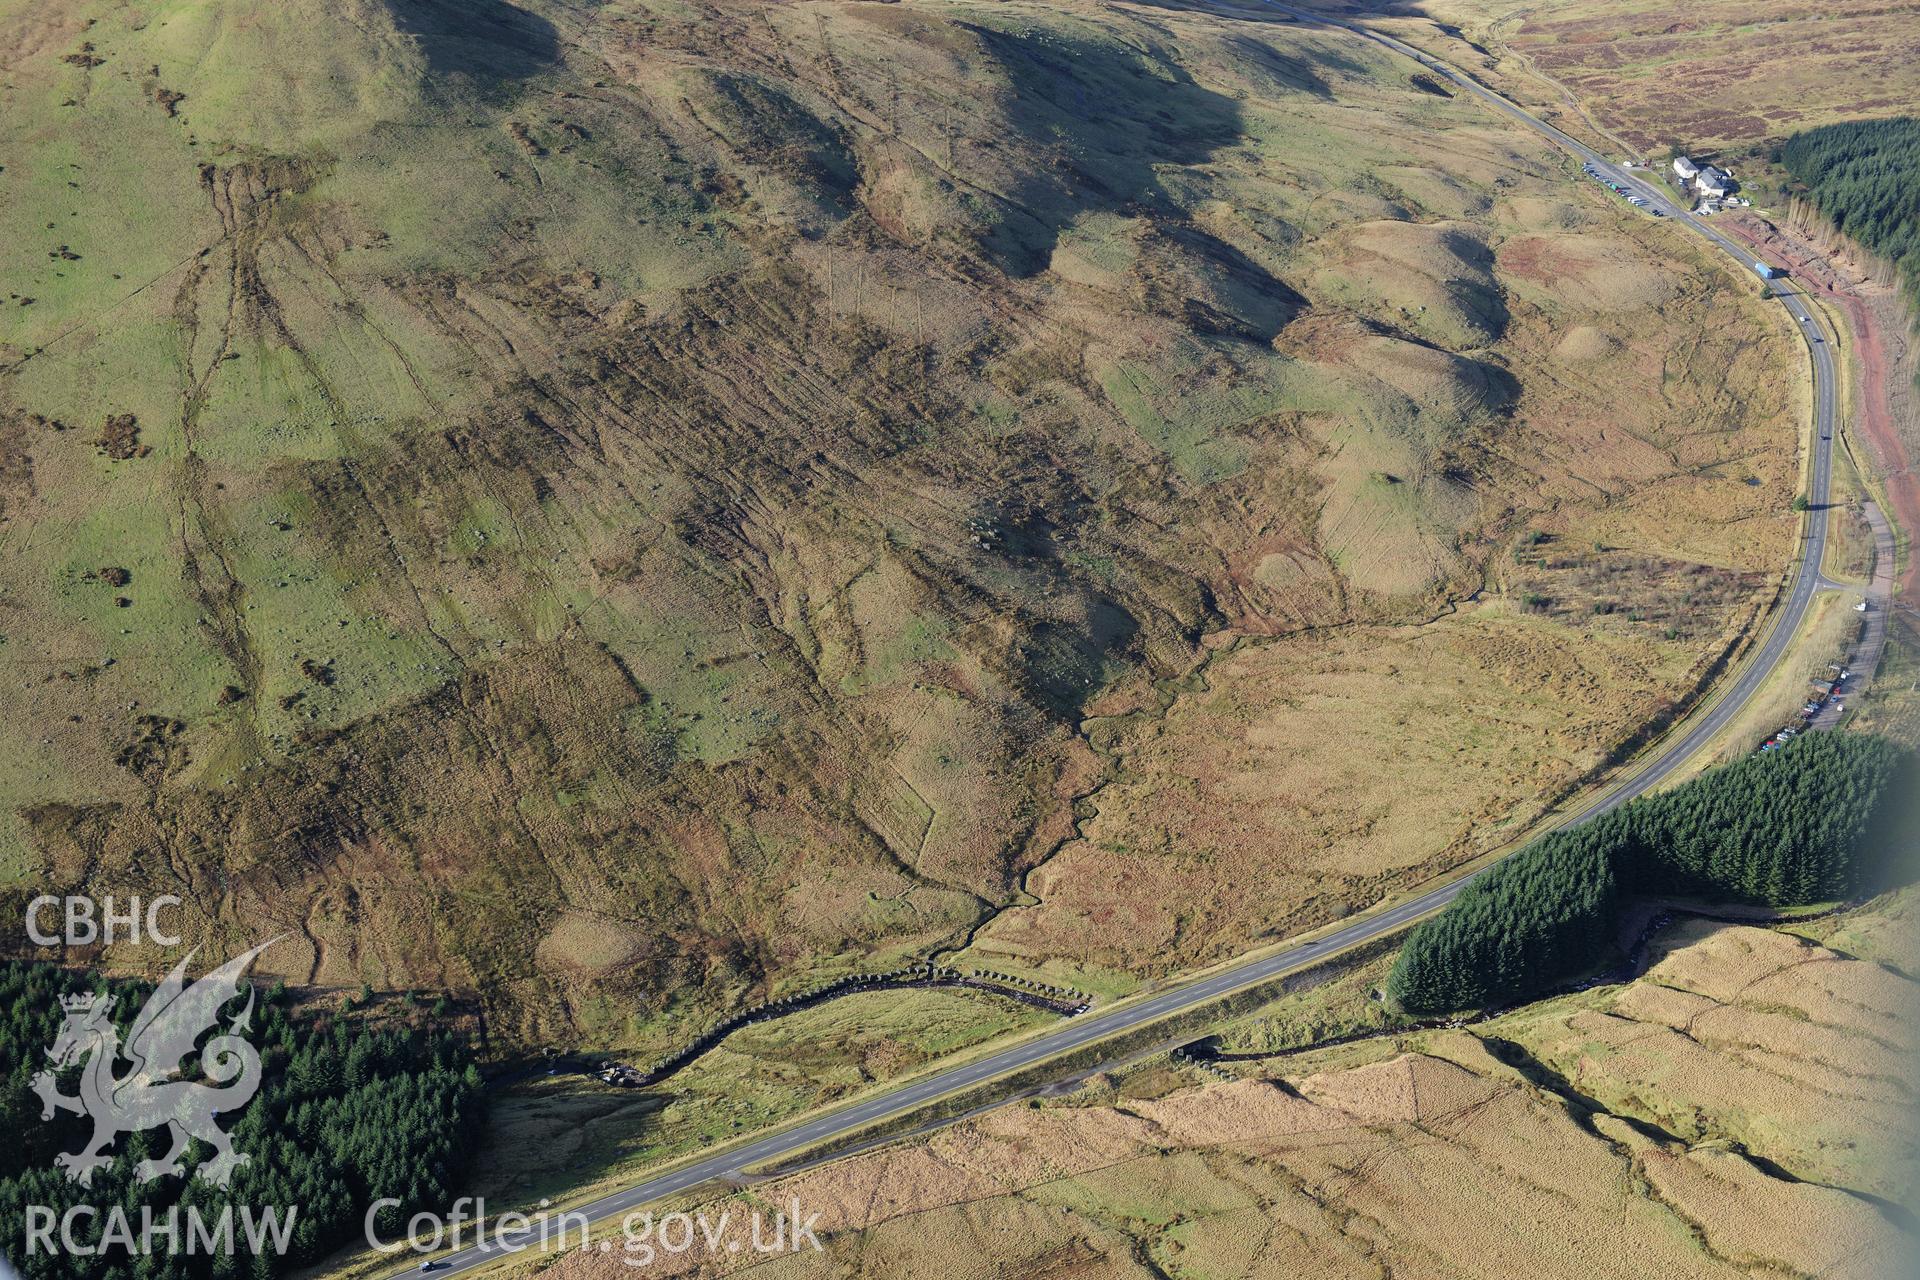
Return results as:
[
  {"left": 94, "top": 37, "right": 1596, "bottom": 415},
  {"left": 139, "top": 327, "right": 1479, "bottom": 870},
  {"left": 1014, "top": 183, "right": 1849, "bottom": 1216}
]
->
[
  {"left": 392, "top": 12, "right": 1841, "bottom": 1275},
  {"left": 1249, "top": 0, "right": 1838, "bottom": 809}
]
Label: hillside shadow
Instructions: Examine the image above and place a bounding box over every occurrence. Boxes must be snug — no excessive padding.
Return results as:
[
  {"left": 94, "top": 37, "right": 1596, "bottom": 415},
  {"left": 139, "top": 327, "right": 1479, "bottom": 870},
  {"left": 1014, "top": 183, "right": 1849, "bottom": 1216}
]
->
[
  {"left": 964, "top": 25, "right": 1247, "bottom": 276},
  {"left": 1438, "top": 227, "right": 1511, "bottom": 341},
  {"left": 1220, "top": 34, "right": 1339, "bottom": 97},
  {"left": 1218, "top": 0, "right": 1451, "bottom": 22},
  {"left": 385, "top": 0, "right": 559, "bottom": 88},
  {"left": 1020, "top": 600, "right": 1141, "bottom": 720}
]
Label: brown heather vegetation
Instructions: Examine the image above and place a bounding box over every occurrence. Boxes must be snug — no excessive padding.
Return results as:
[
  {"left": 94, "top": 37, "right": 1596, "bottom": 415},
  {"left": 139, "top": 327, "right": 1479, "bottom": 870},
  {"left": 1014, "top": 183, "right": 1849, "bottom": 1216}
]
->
[
  {"left": 1329, "top": 0, "right": 1920, "bottom": 155},
  {"left": 519, "top": 898, "right": 1917, "bottom": 1280},
  {"left": 0, "top": 0, "right": 1801, "bottom": 1052}
]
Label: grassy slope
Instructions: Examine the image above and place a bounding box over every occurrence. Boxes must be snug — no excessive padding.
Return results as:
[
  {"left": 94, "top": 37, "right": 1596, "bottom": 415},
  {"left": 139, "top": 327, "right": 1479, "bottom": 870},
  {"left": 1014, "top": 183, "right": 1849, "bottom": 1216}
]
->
[{"left": 0, "top": 0, "right": 1799, "bottom": 1050}]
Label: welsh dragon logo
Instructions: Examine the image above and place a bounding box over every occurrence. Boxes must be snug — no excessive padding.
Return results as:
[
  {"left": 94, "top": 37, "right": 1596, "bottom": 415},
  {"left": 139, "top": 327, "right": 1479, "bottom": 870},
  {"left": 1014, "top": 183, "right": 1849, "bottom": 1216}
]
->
[{"left": 31, "top": 940, "right": 280, "bottom": 1188}]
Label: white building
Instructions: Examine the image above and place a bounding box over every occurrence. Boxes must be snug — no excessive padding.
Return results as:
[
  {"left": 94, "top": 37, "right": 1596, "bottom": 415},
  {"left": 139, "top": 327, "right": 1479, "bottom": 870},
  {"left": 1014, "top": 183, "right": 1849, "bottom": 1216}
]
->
[
  {"left": 1673, "top": 155, "right": 1700, "bottom": 180},
  {"left": 1697, "top": 166, "right": 1732, "bottom": 198}
]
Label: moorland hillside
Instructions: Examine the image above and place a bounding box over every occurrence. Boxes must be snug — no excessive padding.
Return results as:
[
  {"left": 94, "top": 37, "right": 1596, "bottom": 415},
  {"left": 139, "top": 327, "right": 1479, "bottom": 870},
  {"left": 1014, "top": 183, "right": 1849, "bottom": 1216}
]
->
[{"left": 0, "top": 0, "right": 1799, "bottom": 1046}]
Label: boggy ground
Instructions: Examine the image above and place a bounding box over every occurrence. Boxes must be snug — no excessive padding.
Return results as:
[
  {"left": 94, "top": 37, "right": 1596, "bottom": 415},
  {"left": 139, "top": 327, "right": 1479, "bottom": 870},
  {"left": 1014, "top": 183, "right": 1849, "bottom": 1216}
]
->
[
  {"left": 518, "top": 896, "right": 1917, "bottom": 1280},
  {"left": 0, "top": 0, "right": 1798, "bottom": 1048}
]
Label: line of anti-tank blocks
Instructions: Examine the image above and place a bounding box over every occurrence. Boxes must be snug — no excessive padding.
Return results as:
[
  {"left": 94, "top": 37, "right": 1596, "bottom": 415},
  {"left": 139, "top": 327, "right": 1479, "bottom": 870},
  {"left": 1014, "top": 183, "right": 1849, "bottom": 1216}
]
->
[
  {"left": 633, "top": 966, "right": 1095, "bottom": 1080},
  {"left": 1170, "top": 1043, "right": 1238, "bottom": 1083}
]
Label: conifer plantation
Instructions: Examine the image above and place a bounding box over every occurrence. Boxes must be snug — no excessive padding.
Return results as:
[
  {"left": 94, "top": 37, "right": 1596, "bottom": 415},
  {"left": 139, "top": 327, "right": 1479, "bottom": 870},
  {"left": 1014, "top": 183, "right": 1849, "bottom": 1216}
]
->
[
  {"left": 0, "top": 965, "right": 485, "bottom": 1280},
  {"left": 1389, "top": 734, "right": 1912, "bottom": 1012},
  {"left": 1781, "top": 117, "right": 1920, "bottom": 303}
]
